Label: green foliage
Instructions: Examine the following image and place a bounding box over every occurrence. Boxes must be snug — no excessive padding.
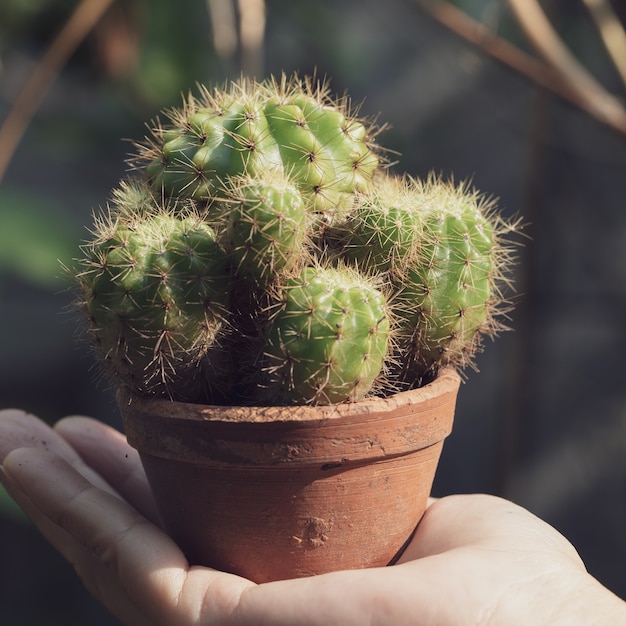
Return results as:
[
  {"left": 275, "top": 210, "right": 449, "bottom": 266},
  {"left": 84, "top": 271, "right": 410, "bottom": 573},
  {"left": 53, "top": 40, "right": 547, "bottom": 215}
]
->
[
  {"left": 0, "top": 0, "right": 75, "bottom": 57},
  {"left": 0, "top": 188, "right": 77, "bottom": 291}
]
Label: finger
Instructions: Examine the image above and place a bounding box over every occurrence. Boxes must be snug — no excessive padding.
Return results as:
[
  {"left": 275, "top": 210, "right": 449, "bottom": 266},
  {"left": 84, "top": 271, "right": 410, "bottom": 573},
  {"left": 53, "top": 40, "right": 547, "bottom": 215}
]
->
[
  {"left": 2, "top": 446, "right": 176, "bottom": 624},
  {"left": 0, "top": 410, "right": 116, "bottom": 496},
  {"left": 398, "top": 494, "right": 585, "bottom": 568},
  {"left": 0, "top": 409, "right": 81, "bottom": 463},
  {"left": 2, "top": 446, "right": 255, "bottom": 626},
  {"left": 0, "top": 461, "right": 154, "bottom": 626},
  {"left": 55, "top": 416, "right": 159, "bottom": 524}
]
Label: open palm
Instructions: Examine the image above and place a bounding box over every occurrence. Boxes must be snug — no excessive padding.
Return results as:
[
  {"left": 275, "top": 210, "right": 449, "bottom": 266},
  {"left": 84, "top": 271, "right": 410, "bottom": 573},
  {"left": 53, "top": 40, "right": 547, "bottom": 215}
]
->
[{"left": 1, "top": 409, "right": 624, "bottom": 626}]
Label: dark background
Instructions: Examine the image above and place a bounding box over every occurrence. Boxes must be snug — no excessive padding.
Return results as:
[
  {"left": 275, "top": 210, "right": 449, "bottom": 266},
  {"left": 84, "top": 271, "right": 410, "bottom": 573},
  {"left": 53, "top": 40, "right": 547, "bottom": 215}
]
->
[{"left": 1, "top": 0, "right": 625, "bottom": 623}]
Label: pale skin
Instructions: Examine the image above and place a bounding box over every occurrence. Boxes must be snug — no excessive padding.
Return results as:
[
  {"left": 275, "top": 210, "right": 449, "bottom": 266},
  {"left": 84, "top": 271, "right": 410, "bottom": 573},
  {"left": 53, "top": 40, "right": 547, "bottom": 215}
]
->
[{"left": 1, "top": 409, "right": 625, "bottom": 626}]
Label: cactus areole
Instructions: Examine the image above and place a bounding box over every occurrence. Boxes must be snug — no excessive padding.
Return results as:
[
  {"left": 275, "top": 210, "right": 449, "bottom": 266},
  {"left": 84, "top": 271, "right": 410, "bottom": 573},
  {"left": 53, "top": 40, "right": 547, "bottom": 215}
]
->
[{"left": 74, "top": 73, "right": 518, "bottom": 407}]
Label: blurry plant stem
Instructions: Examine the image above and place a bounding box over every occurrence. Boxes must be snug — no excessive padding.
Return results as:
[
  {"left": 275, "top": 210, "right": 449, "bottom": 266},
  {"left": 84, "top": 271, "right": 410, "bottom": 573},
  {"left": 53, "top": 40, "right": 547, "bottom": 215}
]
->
[
  {"left": 0, "top": 0, "right": 114, "bottom": 184},
  {"left": 507, "top": 0, "right": 626, "bottom": 135},
  {"left": 412, "top": 0, "right": 626, "bottom": 139},
  {"left": 206, "top": 0, "right": 238, "bottom": 60},
  {"left": 238, "top": 0, "right": 266, "bottom": 79},
  {"left": 581, "top": 0, "right": 626, "bottom": 88},
  {"left": 206, "top": 0, "right": 266, "bottom": 78}
]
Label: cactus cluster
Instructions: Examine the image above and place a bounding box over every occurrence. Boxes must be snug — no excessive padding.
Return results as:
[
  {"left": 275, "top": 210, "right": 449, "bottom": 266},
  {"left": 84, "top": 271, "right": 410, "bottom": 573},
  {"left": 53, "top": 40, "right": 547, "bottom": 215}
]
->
[{"left": 74, "top": 73, "right": 518, "bottom": 406}]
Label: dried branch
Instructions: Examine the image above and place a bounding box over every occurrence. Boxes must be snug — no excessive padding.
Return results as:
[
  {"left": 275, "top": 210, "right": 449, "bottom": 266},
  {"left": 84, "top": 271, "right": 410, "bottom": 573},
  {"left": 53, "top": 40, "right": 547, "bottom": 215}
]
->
[
  {"left": 206, "top": 0, "right": 266, "bottom": 77},
  {"left": 0, "top": 0, "right": 115, "bottom": 183},
  {"left": 411, "top": 0, "right": 626, "bottom": 138},
  {"left": 206, "top": 0, "right": 238, "bottom": 59},
  {"left": 507, "top": 0, "right": 626, "bottom": 134},
  {"left": 238, "top": 0, "right": 266, "bottom": 78},
  {"left": 581, "top": 0, "right": 626, "bottom": 89}
]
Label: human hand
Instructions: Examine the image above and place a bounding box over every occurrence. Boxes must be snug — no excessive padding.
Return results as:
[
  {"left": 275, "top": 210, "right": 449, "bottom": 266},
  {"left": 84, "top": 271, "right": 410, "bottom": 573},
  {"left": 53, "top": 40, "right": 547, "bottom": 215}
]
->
[{"left": 1, "top": 409, "right": 625, "bottom": 626}]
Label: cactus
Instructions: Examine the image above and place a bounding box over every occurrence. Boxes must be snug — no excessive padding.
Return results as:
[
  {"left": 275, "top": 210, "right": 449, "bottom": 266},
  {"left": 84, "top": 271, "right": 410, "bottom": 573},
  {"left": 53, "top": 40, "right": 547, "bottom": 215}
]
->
[
  {"left": 224, "top": 171, "right": 309, "bottom": 287},
  {"left": 333, "top": 174, "right": 515, "bottom": 385},
  {"left": 75, "top": 181, "right": 231, "bottom": 401},
  {"left": 136, "top": 74, "right": 381, "bottom": 218},
  {"left": 390, "top": 176, "right": 512, "bottom": 383},
  {"left": 261, "top": 265, "right": 390, "bottom": 405},
  {"left": 331, "top": 174, "right": 422, "bottom": 273},
  {"left": 73, "top": 73, "right": 519, "bottom": 406}
]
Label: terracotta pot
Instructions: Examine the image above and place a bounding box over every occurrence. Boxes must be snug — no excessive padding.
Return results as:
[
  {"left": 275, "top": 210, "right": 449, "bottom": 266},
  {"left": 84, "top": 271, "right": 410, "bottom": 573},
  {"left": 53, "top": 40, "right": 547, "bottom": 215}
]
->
[{"left": 119, "top": 367, "right": 460, "bottom": 583}]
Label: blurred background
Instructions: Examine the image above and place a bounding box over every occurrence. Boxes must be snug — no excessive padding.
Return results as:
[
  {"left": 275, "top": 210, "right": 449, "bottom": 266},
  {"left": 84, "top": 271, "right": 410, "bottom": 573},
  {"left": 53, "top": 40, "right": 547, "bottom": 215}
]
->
[{"left": 1, "top": 0, "right": 625, "bottom": 622}]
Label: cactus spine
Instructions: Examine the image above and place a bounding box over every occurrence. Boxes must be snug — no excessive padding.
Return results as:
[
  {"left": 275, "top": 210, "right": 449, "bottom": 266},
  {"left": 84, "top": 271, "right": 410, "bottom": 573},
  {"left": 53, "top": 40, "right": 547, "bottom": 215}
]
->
[{"left": 73, "top": 74, "right": 518, "bottom": 405}]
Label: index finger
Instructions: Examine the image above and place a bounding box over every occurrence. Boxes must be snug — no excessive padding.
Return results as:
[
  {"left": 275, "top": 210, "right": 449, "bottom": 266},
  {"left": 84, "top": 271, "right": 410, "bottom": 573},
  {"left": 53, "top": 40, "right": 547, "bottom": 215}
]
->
[
  {"left": 54, "top": 416, "right": 159, "bottom": 524},
  {"left": 0, "top": 409, "right": 79, "bottom": 463},
  {"left": 0, "top": 409, "right": 114, "bottom": 495},
  {"left": 2, "top": 446, "right": 255, "bottom": 626}
]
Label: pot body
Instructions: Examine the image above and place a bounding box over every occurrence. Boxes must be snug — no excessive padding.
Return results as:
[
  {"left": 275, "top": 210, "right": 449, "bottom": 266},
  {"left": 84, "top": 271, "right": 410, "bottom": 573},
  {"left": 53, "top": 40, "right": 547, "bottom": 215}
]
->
[{"left": 119, "top": 368, "right": 460, "bottom": 583}]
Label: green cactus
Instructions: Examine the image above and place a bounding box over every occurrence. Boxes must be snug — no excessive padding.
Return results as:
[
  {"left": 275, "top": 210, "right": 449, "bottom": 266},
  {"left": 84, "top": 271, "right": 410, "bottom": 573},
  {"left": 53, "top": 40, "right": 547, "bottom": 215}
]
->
[
  {"left": 75, "top": 182, "right": 231, "bottom": 400},
  {"left": 330, "top": 175, "right": 422, "bottom": 273},
  {"left": 328, "top": 174, "right": 516, "bottom": 387},
  {"left": 390, "top": 176, "right": 512, "bottom": 383},
  {"left": 224, "top": 171, "right": 309, "bottom": 287},
  {"left": 73, "top": 74, "right": 519, "bottom": 406},
  {"left": 261, "top": 266, "right": 390, "bottom": 405},
  {"left": 137, "top": 74, "right": 381, "bottom": 217}
]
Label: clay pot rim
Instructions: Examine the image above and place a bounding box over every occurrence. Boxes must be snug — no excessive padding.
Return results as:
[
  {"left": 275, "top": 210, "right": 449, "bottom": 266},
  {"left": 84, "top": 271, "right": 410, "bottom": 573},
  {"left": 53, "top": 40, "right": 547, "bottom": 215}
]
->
[{"left": 117, "top": 367, "right": 461, "bottom": 425}]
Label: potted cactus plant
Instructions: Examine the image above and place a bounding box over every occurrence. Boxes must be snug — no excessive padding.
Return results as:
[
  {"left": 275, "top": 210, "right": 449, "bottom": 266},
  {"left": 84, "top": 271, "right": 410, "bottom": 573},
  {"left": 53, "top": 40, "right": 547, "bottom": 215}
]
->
[{"left": 72, "top": 73, "right": 518, "bottom": 583}]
